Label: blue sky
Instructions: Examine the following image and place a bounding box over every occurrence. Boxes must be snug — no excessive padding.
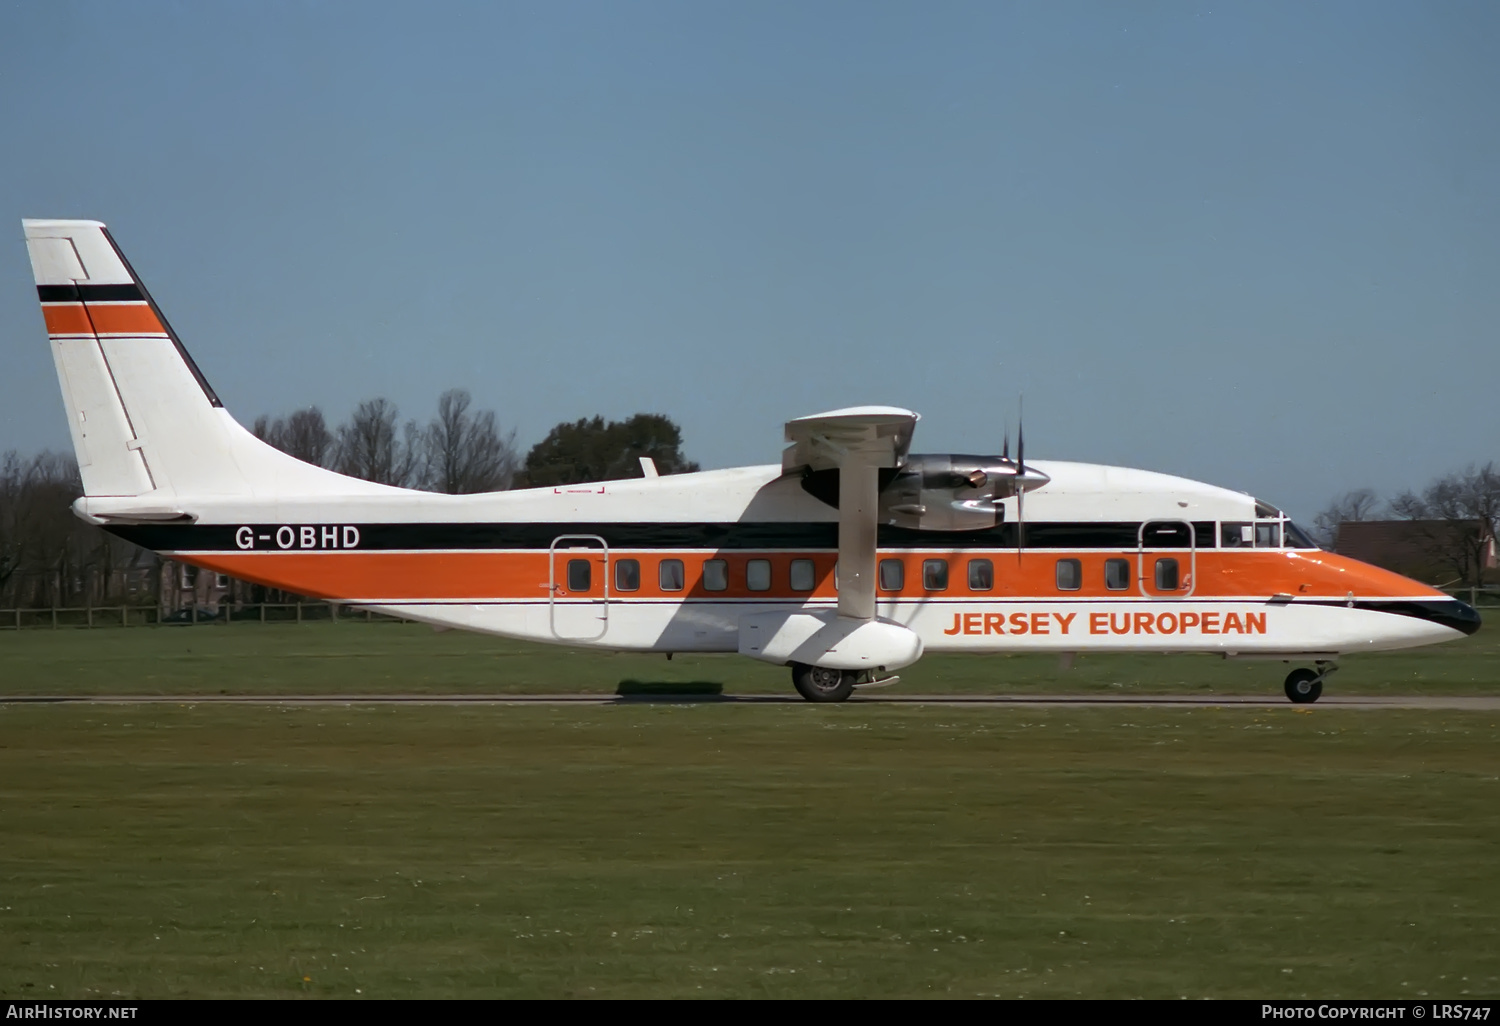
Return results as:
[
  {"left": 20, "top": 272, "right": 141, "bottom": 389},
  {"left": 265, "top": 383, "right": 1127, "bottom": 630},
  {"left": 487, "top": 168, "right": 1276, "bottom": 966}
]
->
[{"left": 1, "top": 0, "right": 1496, "bottom": 523}]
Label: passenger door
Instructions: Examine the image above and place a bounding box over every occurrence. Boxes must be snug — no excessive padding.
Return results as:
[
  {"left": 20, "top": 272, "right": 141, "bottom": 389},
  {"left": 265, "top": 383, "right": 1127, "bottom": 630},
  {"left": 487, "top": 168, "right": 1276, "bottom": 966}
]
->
[
  {"left": 549, "top": 535, "right": 609, "bottom": 641},
  {"left": 1137, "top": 520, "right": 1196, "bottom": 598}
]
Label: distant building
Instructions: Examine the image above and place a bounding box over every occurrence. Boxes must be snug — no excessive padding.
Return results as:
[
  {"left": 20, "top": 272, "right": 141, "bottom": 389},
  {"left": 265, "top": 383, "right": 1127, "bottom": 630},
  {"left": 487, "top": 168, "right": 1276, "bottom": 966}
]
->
[
  {"left": 158, "top": 558, "right": 237, "bottom": 616},
  {"left": 1335, "top": 519, "right": 1498, "bottom": 587}
]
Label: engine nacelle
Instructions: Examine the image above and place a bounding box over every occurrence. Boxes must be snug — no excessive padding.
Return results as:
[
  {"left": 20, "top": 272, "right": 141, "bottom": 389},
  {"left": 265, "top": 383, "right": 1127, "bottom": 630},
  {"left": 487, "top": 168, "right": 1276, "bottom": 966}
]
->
[
  {"left": 879, "top": 454, "right": 1049, "bottom": 532},
  {"left": 799, "top": 454, "right": 1050, "bottom": 532}
]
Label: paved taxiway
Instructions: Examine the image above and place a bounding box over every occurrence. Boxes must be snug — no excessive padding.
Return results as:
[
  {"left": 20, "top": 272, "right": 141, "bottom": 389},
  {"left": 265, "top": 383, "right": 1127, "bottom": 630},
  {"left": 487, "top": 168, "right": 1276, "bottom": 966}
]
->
[{"left": 4, "top": 694, "right": 1497, "bottom": 709}]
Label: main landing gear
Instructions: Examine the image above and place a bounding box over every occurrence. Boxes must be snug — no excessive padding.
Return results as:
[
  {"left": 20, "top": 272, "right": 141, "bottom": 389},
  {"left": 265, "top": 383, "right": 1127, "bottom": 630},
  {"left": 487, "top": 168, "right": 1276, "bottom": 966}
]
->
[
  {"left": 790, "top": 663, "right": 900, "bottom": 703},
  {"left": 1284, "top": 663, "right": 1338, "bottom": 704}
]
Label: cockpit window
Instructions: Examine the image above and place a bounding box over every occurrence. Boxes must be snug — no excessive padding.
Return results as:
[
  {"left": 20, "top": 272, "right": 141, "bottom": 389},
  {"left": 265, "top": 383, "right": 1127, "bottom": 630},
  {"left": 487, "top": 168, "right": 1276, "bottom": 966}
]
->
[
  {"left": 1254, "top": 500, "right": 1284, "bottom": 519},
  {"left": 1221, "top": 522, "right": 1252, "bottom": 548},
  {"left": 1283, "top": 522, "right": 1317, "bottom": 549},
  {"left": 1254, "top": 522, "right": 1281, "bottom": 548}
]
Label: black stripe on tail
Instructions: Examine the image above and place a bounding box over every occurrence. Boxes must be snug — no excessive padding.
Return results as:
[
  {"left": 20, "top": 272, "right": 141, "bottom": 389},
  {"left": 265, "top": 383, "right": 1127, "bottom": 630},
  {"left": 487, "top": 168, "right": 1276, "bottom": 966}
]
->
[{"left": 98, "top": 228, "right": 222, "bottom": 408}]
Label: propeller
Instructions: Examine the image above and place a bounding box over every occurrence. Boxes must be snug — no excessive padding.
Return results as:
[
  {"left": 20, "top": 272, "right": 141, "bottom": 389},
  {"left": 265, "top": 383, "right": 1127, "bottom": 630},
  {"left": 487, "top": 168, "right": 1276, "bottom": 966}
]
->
[{"left": 1015, "top": 397, "right": 1026, "bottom": 563}]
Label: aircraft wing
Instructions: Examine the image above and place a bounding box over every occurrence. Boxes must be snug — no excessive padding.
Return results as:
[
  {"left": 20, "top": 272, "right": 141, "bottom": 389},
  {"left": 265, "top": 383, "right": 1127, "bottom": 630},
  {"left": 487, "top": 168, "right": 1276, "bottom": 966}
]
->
[
  {"left": 781, "top": 406, "right": 918, "bottom": 474},
  {"left": 783, "top": 407, "right": 918, "bottom": 621}
]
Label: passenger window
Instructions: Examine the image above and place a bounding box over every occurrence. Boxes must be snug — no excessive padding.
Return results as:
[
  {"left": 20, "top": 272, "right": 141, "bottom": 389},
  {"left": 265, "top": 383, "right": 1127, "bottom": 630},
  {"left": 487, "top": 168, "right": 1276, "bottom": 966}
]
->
[
  {"left": 879, "top": 558, "right": 904, "bottom": 591},
  {"left": 747, "top": 559, "right": 772, "bottom": 591},
  {"left": 703, "top": 559, "right": 728, "bottom": 592},
  {"left": 1055, "top": 559, "right": 1081, "bottom": 591},
  {"left": 1221, "top": 522, "right": 1252, "bottom": 548},
  {"left": 659, "top": 559, "right": 684, "bottom": 592},
  {"left": 789, "top": 559, "right": 816, "bottom": 592},
  {"left": 567, "top": 559, "right": 591, "bottom": 592},
  {"left": 968, "top": 559, "right": 993, "bottom": 591},
  {"left": 922, "top": 559, "right": 949, "bottom": 591},
  {"left": 1155, "top": 558, "right": 1179, "bottom": 591},
  {"left": 614, "top": 558, "right": 640, "bottom": 592},
  {"left": 1105, "top": 558, "right": 1131, "bottom": 591},
  {"left": 1254, "top": 522, "right": 1281, "bottom": 548}
]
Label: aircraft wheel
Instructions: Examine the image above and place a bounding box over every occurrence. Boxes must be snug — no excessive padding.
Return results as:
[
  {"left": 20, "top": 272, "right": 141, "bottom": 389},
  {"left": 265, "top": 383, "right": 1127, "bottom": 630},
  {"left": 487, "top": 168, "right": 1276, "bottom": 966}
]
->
[
  {"left": 1284, "top": 668, "right": 1323, "bottom": 704},
  {"left": 791, "top": 663, "right": 855, "bottom": 703}
]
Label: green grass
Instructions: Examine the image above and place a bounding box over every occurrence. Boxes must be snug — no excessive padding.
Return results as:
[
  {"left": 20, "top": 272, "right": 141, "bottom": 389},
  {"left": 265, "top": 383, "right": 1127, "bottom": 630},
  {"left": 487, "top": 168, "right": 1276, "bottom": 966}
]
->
[
  {"left": 0, "top": 620, "right": 1495, "bottom": 697},
  {"left": 1, "top": 703, "right": 1497, "bottom": 998},
  {"left": 1, "top": 627, "right": 1496, "bottom": 997}
]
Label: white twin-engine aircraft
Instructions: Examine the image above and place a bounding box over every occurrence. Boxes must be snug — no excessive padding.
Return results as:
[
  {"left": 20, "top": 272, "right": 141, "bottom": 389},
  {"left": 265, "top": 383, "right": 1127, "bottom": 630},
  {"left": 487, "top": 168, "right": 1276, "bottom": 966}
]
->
[{"left": 23, "top": 219, "right": 1480, "bottom": 702}]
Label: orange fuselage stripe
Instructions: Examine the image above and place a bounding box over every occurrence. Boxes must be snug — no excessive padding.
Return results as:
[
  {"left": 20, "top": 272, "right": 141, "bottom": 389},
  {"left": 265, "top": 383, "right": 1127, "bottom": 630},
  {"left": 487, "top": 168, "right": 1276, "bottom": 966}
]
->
[{"left": 179, "top": 548, "right": 1443, "bottom": 603}]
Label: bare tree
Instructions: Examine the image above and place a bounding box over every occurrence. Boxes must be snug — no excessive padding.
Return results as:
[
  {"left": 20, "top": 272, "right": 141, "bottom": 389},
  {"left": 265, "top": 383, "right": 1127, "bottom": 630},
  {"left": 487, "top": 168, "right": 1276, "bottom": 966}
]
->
[
  {"left": 419, "top": 389, "right": 519, "bottom": 494},
  {"left": 3, "top": 451, "right": 83, "bottom": 606},
  {"left": 1312, "top": 487, "right": 1381, "bottom": 548},
  {"left": 252, "top": 407, "right": 334, "bottom": 468},
  {"left": 335, "top": 398, "right": 418, "bottom": 487},
  {"left": 1389, "top": 463, "right": 1500, "bottom": 588},
  {"left": 0, "top": 451, "right": 26, "bottom": 596},
  {"left": 0, "top": 450, "right": 144, "bottom": 609},
  {"left": 280, "top": 408, "right": 334, "bottom": 467}
]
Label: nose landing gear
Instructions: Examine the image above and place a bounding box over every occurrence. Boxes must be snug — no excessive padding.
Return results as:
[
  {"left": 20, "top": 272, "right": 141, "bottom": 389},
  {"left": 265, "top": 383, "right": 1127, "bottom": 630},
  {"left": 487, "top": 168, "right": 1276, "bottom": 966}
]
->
[{"left": 1284, "top": 662, "right": 1338, "bottom": 704}]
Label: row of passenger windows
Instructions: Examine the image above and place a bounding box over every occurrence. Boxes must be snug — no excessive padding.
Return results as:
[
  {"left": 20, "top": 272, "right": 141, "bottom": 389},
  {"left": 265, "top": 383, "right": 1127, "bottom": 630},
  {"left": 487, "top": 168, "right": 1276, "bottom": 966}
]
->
[
  {"left": 567, "top": 521, "right": 1308, "bottom": 594},
  {"left": 572, "top": 557, "right": 821, "bottom": 593},
  {"left": 567, "top": 556, "right": 1185, "bottom": 593},
  {"left": 880, "top": 557, "right": 1179, "bottom": 592}
]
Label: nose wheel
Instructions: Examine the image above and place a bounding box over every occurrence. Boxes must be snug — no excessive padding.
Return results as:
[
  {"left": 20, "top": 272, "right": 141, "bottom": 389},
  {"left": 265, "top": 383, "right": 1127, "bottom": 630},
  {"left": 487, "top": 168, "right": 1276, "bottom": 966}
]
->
[{"left": 1284, "top": 666, "right": 1332, "bottom": 704}]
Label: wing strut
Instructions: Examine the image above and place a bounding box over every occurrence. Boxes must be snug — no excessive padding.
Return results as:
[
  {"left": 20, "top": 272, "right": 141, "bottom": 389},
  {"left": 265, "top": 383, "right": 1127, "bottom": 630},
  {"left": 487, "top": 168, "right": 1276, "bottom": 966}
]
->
[
  {"left": 783, "top": 407, "right": 917, "bottom": 622},
  {"left": 837, "top": 455, "right": 880, "bottom": 620}
]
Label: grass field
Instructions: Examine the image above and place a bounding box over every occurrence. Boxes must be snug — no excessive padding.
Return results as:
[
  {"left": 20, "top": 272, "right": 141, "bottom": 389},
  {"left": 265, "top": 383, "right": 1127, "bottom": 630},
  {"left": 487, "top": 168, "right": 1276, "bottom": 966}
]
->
[
  {"left": 1, "top": 625, "right": 1496, "bottom": 998},
  {"left": 1, "top": 703, "right": 1497, "bottom": 998},
  {"left": 0, "top": 619, "right": 1496, "bottom": 697}
]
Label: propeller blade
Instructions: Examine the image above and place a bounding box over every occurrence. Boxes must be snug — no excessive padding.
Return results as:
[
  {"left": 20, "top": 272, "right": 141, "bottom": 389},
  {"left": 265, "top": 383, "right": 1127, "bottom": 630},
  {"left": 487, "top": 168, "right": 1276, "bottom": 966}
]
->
[
  {"left": 1015, "top": 395, "right": 1026, "bottom": 563},
  {"left": 1017, "top": 396, "right": 1025, "bottom": 474},
  {"left": 1002, "top": 427, "right": 1010, "bottom": 463},
  {"left": 1016, "top": 484, "right": 1026, "bottom": 564}
]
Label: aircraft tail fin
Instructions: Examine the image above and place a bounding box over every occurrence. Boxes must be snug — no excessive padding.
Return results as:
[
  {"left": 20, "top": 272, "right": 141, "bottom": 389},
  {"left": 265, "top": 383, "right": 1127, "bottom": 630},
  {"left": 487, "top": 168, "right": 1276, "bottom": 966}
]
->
[{"left": 23, "top": 219, "right": 398, "bottom": 504}]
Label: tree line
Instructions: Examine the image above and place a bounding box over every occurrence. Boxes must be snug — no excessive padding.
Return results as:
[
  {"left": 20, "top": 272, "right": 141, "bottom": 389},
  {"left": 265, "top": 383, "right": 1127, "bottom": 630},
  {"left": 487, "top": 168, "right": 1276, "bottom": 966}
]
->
[
  {"left": 252, "top": 390, "right": 698, "bottom": 491},
  {"left": 1315, "top": 462, "right": 1500, "bottom": 588},
  {"left": 0, "top": 450, "right": 138, "bottom": 610},
  {"left": 253, "top": 390, "right": 520, "bottom": 492},
  {"left": 0, "top": 392, "right": 697, "bottom": 610}
]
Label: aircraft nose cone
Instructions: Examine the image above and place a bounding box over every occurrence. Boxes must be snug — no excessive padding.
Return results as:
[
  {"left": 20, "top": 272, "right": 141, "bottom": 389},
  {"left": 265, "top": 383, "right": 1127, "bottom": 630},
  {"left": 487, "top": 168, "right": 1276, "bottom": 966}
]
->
[
  {"left": 1450, "top": 599, "right": 1482, "bottom": 636},
  {"left": 1417, "top": 598, "right": 1484, "bottom": 636}
]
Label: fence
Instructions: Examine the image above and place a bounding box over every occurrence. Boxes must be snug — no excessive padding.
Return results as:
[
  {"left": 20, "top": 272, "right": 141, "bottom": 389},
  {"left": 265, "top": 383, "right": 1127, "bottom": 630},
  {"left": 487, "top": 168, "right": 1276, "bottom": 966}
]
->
[
  {"left": 1442, "top": 586, "right": 1500, "bottom": 609},
  {"left": 0, "top": 603, "right": 409, "bottom": 630}
]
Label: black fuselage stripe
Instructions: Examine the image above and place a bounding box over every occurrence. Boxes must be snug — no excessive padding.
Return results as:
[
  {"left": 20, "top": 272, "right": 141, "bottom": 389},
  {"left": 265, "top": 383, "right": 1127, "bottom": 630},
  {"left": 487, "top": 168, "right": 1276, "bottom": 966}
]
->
[
  {"left": 106, "top": 520, "right": 1222, "bottom": 552},
  {"left": 1302, "top": 599, "right": 1482, "bottom": 636}
]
